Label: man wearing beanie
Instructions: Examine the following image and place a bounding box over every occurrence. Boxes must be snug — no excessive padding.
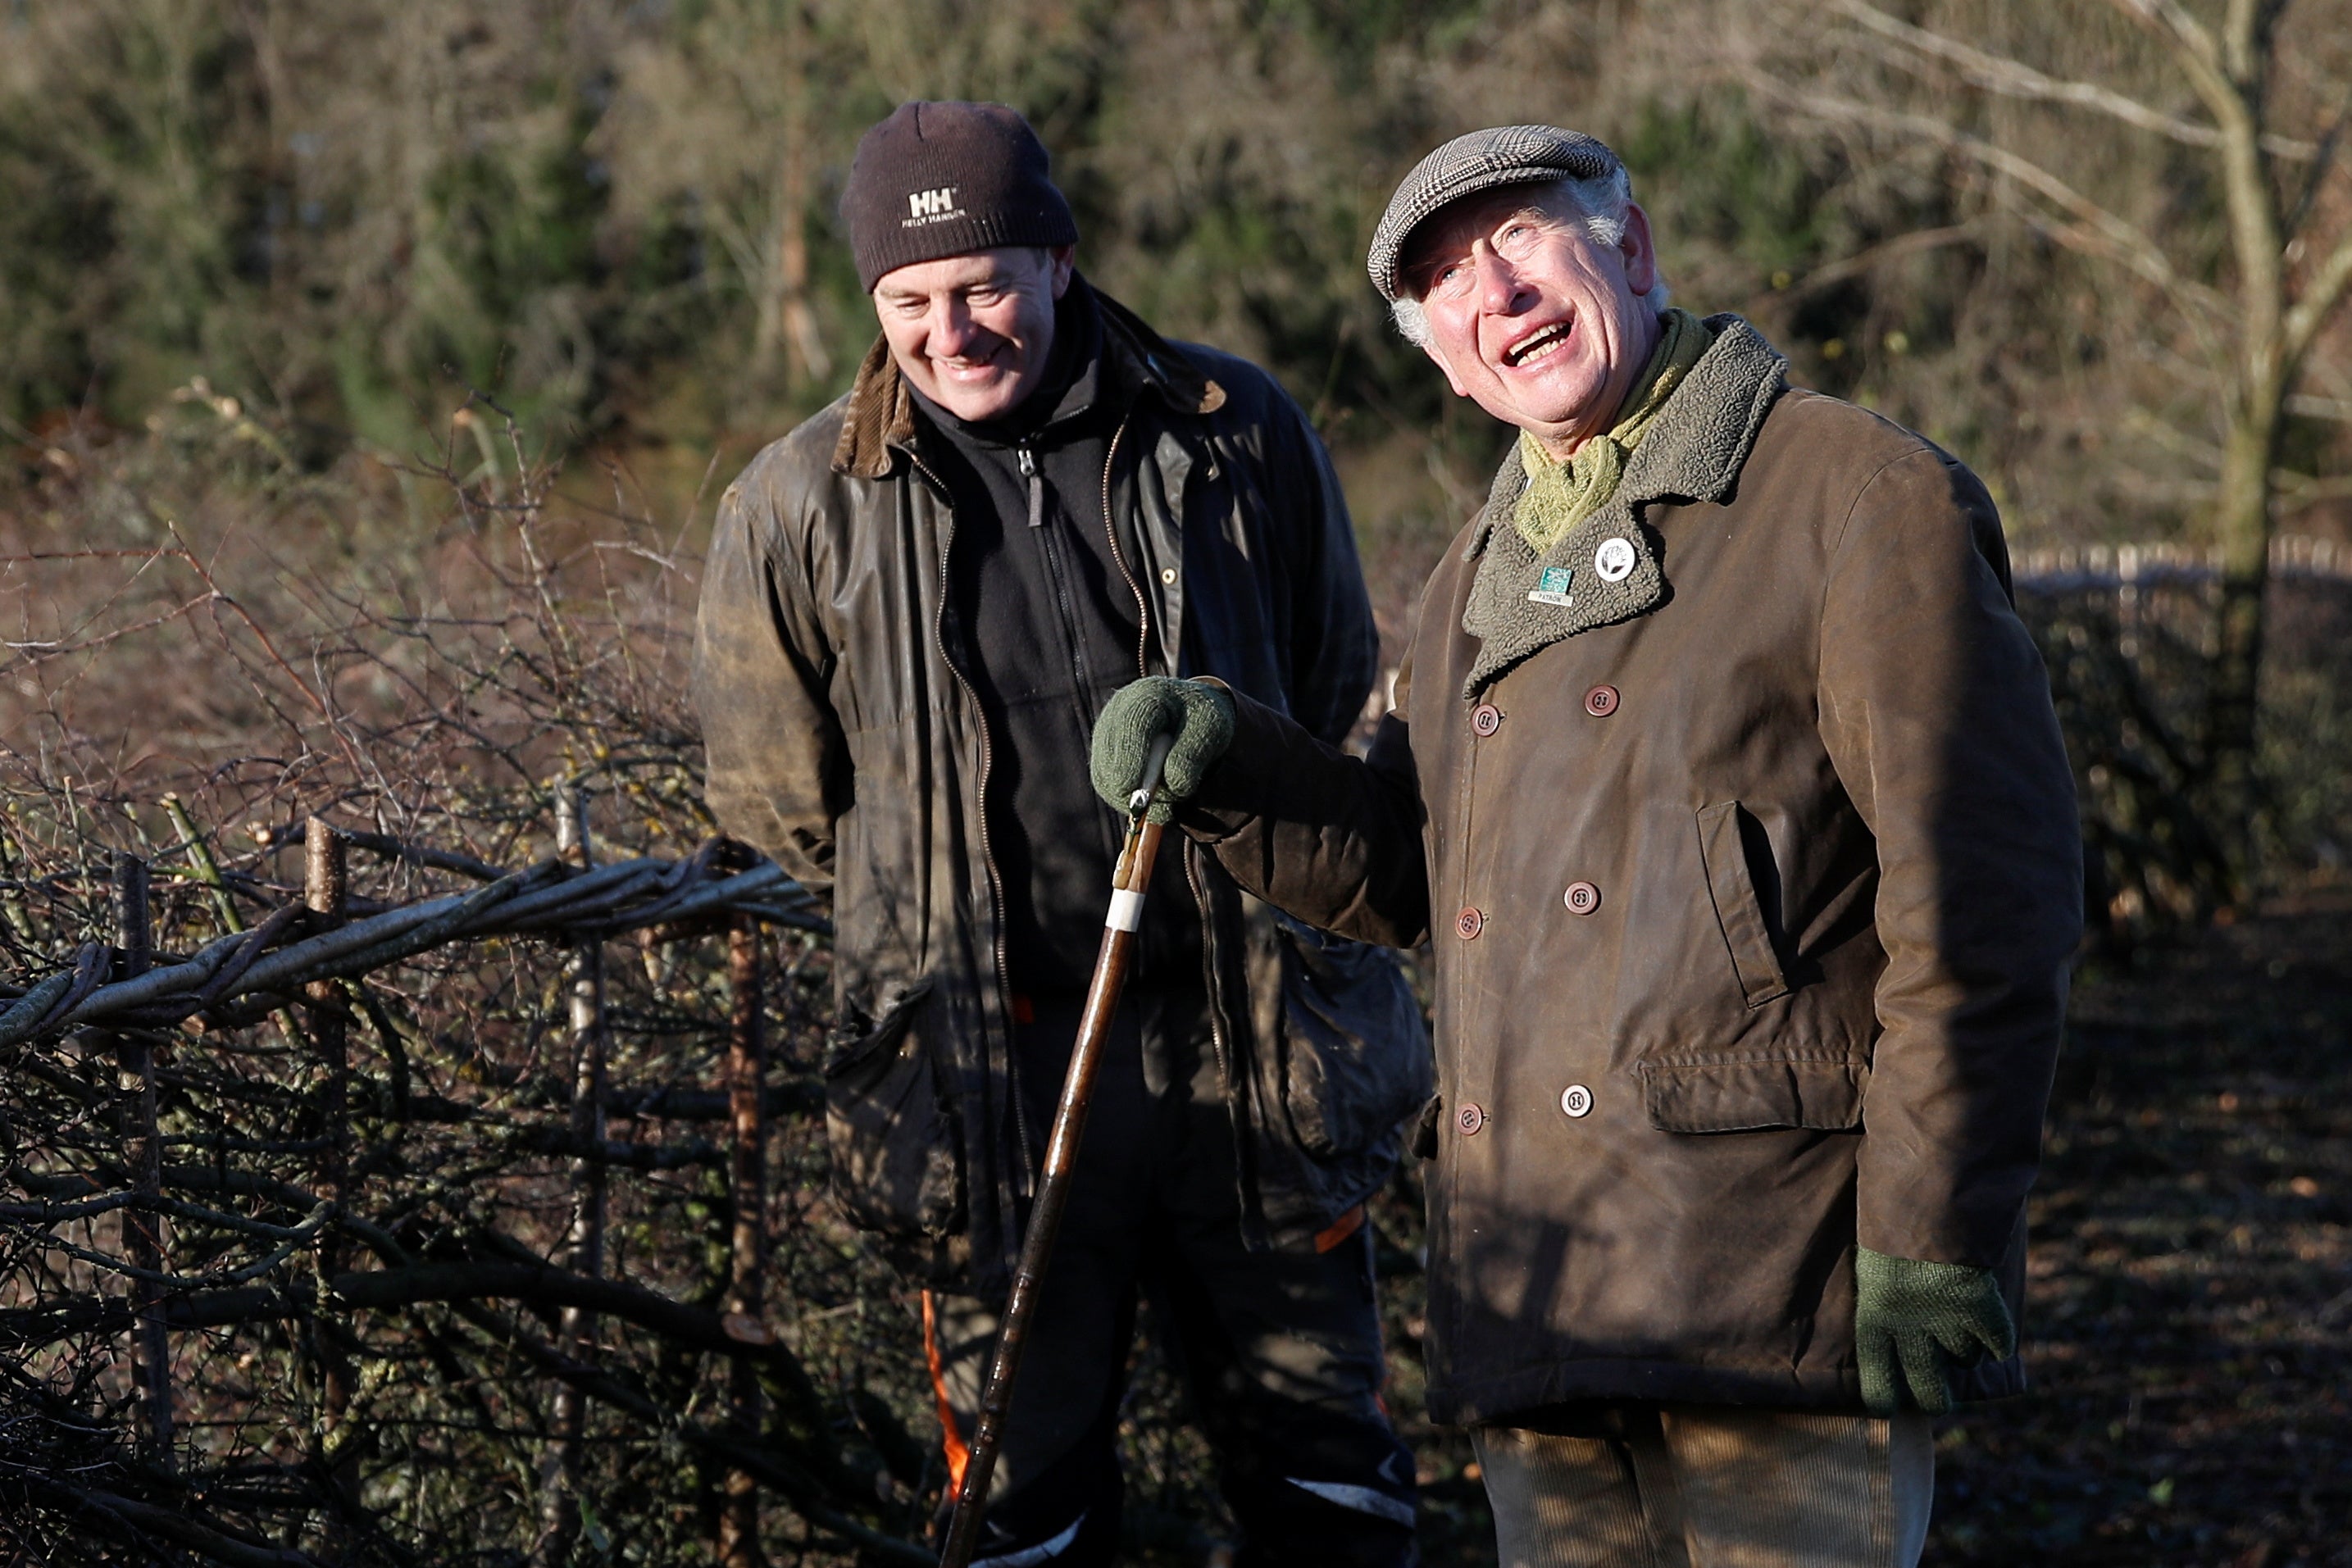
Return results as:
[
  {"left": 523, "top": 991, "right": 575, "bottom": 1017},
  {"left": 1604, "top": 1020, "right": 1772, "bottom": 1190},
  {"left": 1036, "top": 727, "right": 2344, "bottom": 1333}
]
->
[
  {"left": 694, "top": 102, "right": 1424, "bottom": 1566},
  {"left": 1092, "top": 125, "right": 2082, "bottom": 1564}
]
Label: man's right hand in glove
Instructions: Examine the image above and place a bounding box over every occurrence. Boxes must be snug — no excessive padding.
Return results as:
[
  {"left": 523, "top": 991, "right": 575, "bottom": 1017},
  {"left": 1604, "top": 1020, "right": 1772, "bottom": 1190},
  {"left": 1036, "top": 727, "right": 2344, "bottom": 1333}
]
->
[{"left": 1090, "top": 678, "right": 1235, "bottom": 824}]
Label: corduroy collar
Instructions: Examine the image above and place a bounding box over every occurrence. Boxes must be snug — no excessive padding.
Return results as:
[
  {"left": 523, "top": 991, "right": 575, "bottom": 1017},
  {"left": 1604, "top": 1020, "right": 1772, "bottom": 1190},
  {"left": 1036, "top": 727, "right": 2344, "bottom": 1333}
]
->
[{"left": 830, "top": 275, "right": 1226, "bottom": 479}]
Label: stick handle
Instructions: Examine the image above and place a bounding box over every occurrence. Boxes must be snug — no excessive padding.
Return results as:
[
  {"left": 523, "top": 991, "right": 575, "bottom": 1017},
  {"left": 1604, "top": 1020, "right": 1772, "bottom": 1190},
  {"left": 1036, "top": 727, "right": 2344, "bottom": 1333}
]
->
[
  {"left": 937, "top": 813, "right": 1168, "bottom": 1567},
  {"left": 1128, "top": 730, "right": 1176, "bottom": 816}
]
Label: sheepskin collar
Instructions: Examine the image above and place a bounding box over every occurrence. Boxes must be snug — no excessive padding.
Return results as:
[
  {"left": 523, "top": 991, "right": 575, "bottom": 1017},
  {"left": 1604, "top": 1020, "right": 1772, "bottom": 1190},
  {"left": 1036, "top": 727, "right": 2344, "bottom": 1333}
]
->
[{"left": 1458, "top": 313, "right": 1787, "bottom": 698}]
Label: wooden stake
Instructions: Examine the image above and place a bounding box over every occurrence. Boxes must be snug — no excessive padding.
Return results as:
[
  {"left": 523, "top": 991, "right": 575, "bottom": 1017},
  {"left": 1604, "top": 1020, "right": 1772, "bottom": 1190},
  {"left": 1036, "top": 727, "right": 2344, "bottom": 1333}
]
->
[
  {"left": 539, "top": 785, "right": 607, "bottom": 1565},
  {"left": 720, "top": 915, "right": 767, "bottom": 1568},
  {"left": 113, "top": 852, "right": 173, "bottom": 1465},
  {"left": 304, "top": 819, "right": 362, "bottom": 1508}
]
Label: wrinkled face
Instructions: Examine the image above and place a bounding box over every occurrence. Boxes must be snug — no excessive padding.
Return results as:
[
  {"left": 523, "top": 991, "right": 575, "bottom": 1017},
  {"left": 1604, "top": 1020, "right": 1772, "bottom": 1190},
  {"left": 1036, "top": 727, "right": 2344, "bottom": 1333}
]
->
[
  {"left": 872, "top": 245, "right": 1076, "bottom": 423},
  {"left": 1401, "top": 184, "right": 1659, "bottom": 457}
]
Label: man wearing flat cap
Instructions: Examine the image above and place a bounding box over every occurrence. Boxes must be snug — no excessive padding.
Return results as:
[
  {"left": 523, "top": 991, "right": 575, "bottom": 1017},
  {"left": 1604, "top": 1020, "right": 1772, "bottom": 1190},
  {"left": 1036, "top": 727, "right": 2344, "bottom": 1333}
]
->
[
  {"left": 1094, "top": 125, "right": 2081, "bottom": 1562},
  {"left": 694, "top": 102, "right": 1426, "bottom": 1566}
]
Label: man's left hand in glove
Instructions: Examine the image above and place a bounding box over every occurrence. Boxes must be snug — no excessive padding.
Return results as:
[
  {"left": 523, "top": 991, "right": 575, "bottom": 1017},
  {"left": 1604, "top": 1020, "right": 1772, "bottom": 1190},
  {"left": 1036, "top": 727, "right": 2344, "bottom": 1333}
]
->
[{"left": 1854, "top": 1246, "right": 2015, "bottom": 1416}]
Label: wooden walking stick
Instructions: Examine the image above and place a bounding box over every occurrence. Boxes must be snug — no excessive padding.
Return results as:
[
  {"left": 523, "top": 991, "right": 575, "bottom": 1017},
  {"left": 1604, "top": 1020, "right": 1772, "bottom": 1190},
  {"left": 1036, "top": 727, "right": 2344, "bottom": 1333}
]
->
[{"left": 937, "top": 733, "right": 1176, "bottom": 1568}]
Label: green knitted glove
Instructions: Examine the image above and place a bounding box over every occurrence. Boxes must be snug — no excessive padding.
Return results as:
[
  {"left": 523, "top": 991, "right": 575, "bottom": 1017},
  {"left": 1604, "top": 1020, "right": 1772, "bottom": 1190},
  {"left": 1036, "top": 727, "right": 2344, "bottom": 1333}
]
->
[
  {"left": 1090, "top": 678, "right": 1235, "bottom": 825},
  {"left": 1854, "top": 1247, "right": 2015, "bottom": 1416}
]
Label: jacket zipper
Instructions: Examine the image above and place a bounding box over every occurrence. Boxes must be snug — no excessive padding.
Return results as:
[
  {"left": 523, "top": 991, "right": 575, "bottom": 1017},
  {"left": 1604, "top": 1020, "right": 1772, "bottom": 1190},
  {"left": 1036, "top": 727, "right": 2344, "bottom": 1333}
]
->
[
  {"left": 913, "top": 448, "right": 1038, "bottom": 1198},
  {"left": 1097, "top": 415, "right": 1151, "bottom": 680},
  {"left": 1021, "top": 443, "right": 1099, "bottom": 704}
]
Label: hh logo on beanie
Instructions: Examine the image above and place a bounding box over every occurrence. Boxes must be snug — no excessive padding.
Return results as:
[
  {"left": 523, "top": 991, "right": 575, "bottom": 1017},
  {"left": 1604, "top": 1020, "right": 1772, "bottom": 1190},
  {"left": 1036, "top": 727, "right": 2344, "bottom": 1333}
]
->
[{"left": 906, "top": 187, "right": 965, "bottom": 225}]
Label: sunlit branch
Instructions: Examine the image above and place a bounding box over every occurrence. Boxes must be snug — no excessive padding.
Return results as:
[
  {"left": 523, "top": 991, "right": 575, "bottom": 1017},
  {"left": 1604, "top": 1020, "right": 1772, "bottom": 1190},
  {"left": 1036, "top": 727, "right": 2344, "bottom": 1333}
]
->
[{"left": 1828, "top": 0, "right": 2314, "bottom": 158}]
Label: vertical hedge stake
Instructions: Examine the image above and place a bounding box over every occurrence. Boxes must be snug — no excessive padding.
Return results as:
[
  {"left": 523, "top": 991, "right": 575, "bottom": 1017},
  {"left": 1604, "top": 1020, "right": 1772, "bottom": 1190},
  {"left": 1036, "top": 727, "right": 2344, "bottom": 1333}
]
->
[
  {"left": 939, "top": 734, "right": 1173, "bottom": 1568},
  {"left": 304, "top": 819, "right": 362, "bottom": 1508},
  {"left": 113, "top": 852, "right": 173, "bottom": 1465},
  {"left": 539, "top": 784, "right": 607, "bottom": 1563},
  {"left": 720, "top": 913, "right": 767, "bottom": 1568}
]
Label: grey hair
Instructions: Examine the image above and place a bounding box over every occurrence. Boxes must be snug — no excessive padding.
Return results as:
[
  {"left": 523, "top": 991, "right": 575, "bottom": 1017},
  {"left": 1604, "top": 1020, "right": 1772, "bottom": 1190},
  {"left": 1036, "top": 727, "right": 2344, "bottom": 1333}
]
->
[{"left": 1388, "top": 166, "right": 1670, "bottom": 348}]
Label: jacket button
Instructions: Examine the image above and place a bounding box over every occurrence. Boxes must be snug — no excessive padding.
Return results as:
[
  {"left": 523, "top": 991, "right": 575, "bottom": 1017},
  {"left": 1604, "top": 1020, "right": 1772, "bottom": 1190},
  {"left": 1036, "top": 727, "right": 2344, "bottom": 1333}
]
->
[
  {"left": 1471, "top": 702, "right": 1502, "bottom": 736},
  {"left": 1584, "top": 684, "right": 1619, "bottom": 717},
  {"left": 1563, "top": 881, "right": 1600, "bottom": 916},
  {"left": 1160, "top": 567, "right": 1179, "bottom": 585},
  {"left": 1560, "top": 1084, "right": 1593, "bottom": 1118},
  {"left": 1457, "top": 1102, "right": 1487, "bottom": 1135},
  {"left": 1455, "top": 906, "right": 1485, "bottom": 940}
]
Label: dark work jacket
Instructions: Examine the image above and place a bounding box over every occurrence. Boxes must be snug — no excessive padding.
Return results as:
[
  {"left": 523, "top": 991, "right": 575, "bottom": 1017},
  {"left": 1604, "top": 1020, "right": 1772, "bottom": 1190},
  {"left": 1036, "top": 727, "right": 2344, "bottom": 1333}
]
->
[
  {"left": 1185, "top": 317, "right": 2082, "bottom": 1421},
  {"left": 908, "top": 285, "right": 1201, "bottom": 992},
  {"left": 693, "top": 284, "right": 1432, "bottom": 1292}
]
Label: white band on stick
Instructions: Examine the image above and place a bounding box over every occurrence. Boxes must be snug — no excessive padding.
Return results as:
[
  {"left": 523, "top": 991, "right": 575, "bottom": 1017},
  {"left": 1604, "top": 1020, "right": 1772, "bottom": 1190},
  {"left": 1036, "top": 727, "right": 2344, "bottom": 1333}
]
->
[{"left": 1105, "top": 889, "right": 1145, "bottom": 933}]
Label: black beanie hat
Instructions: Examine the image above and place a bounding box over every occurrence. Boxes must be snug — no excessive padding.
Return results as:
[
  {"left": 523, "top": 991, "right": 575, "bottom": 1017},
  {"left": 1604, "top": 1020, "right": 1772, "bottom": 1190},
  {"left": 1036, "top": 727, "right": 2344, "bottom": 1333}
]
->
[{"left": 841, "top": 102, "right": 1080, "bottom": 292}]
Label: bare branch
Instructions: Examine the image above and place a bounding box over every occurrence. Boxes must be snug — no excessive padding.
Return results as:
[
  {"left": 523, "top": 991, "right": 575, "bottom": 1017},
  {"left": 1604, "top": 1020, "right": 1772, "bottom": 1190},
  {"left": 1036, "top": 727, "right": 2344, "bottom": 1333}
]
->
[
  {"left": 1752, "top": 80, "right": 2228, "bottom": 322},
  {"left": 444, "top": 1299, "right": 931, "bottom": 1567},
  {"left": 1745, "top": 223, "right": 1984, "bottom": 315},
  {"left": 2284, "top": 86, "right": 2352, "bottom": 237},
  {"left": 56, "top": 1487, "right": 323, "bottom": 1568},
  {"left": 2111, "top": 0, "right": 2223, "bottom": 76},
  {"left": 2103, "top": 0, "right": 2263, "bottom": 164},
  {"left": 2285, "top": 391, "right": 2352, "bottom": 420},
  {"left": 2282, "top": 224, "right": 2352, "bottom": 362},
  {"left": 2224, "top": 0, "right": 2292, "bottom": 83},
  {"left": 2270, "top": 470, "right": 2352, "bottom": 502},
  {"left": 1827, "top": 0, "right": 2314, "bottom": 158},
  {"left": 2106, "top": 0, "right": 2284, "bottom": 352}
]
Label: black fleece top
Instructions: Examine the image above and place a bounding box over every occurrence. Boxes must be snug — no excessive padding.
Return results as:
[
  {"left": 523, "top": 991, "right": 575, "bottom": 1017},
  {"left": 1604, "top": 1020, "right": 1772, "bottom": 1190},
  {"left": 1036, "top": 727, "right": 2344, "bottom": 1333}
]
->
[{"left": 911, "top": 280, "right": 1202, "bottom": 993}]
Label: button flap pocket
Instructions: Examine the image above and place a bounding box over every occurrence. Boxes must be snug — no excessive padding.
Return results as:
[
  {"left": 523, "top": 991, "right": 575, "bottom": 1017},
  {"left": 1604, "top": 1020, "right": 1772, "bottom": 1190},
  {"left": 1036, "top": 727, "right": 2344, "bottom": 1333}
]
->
[
  {"left": 1695, "top": 801, "right": 1791, "bottom": 1007},
  {"left": 1638, "top": 1056, "right": 1867, "bottom": 1134}
]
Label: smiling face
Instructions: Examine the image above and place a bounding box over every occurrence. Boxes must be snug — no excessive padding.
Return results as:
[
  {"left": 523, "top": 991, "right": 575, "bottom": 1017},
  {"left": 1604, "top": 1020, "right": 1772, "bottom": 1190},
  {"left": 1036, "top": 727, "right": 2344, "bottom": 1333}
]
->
[
  {"left": 1400, "top": 182, "right": 1661, "bottom": 459},
  {"left": 872, "top": 244, "right": 1076, "bottom": 422}
]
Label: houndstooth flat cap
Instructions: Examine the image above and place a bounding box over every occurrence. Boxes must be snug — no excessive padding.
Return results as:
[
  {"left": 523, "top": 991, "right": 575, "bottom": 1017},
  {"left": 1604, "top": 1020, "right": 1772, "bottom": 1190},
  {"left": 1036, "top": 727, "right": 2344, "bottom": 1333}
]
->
[{"left": 1367, "top": 125, "right": 1623, "bottom": 301}]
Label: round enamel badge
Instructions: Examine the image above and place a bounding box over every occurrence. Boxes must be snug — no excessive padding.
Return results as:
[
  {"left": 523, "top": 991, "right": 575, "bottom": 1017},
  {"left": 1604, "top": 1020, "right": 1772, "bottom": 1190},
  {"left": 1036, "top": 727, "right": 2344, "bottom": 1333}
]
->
[{"left": 1594, "top": 537, "right": 1637, "bottom": 583}]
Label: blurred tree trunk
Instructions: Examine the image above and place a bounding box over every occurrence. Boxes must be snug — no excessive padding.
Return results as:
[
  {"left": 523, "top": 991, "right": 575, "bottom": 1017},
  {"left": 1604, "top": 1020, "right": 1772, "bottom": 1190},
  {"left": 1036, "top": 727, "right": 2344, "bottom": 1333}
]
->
[
  {"left": 2140, "top": 0, "right": 2338, "bottom": 892},
  {"left": 755, "top": 0, "right": 830, "bottom": 393}
]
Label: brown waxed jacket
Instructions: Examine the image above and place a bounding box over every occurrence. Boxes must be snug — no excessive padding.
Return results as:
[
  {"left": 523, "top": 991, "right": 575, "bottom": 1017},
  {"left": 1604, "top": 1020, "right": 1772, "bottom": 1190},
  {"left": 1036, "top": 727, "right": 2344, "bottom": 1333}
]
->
[
  {"left": 1187, "top": 316, "right": 2082, "bottom": 1423},
  {"left": 693, "top": 286, "right": 1431, "bottom": 1294}
]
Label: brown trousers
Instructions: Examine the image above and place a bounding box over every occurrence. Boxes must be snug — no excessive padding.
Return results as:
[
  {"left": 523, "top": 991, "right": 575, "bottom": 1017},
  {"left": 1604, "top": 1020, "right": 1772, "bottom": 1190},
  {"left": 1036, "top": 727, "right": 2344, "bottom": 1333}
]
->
[{"left": 1472, "top": 1405, "right": 1934, "bottom": 1568}]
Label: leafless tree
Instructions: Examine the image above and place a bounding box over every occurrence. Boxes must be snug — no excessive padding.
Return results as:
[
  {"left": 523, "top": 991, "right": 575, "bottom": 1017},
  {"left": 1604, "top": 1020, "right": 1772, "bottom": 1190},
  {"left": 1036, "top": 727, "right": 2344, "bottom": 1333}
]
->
[{"left": 1732, "top": 0, "right": 2352, "bottom": 898}]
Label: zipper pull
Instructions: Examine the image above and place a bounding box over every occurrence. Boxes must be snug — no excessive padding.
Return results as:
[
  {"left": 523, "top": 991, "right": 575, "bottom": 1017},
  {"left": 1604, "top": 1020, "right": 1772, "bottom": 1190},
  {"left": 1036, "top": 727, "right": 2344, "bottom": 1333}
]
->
[{"left": 1017, "top": 445, "right": 1044, "bottom": 529}]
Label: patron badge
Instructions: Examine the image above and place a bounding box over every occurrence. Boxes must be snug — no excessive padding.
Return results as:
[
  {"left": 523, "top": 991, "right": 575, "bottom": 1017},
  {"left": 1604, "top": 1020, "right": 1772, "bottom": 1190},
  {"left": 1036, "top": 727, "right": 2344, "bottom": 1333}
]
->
[{"left": 1528, "top": 565, "right": 1575, "bottom": 607}]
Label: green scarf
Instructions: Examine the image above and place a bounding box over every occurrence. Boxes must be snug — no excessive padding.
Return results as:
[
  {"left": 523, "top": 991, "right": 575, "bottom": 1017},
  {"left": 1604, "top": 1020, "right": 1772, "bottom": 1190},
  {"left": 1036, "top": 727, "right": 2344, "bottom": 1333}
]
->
[{"left": 1513, "top": 307, "right": 1715, "bottom": 552}]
